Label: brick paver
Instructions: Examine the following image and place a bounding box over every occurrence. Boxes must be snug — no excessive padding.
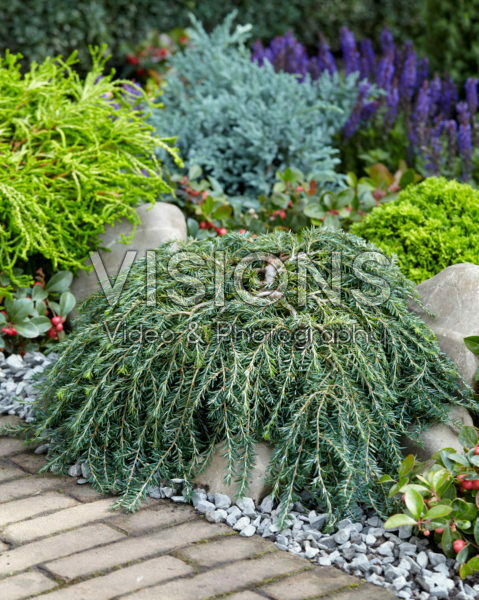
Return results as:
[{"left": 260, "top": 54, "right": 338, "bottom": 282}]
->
[
  {"left": 0, "top": 493, "right": 79, "bottom": 527},
  {"left": 0, "top": 460, "right": 26, "bottom": 482},
  {"left": 260, "top": 570, "right": 364, "bottom": 599},
  {"left": 45, "top": 520, "right": 227, "bottom": 580},
  {"left": 2, "top": 498, "right": 117, "bottom": 543},
  {"left": 0, "top": 416, "right": 393, "bottom": 600},
  {"left": 36, "top": 556, "right": 193, "bottom": 600},
  {"left": 0, "top": 571, "right": 56, "bottom": 600}
]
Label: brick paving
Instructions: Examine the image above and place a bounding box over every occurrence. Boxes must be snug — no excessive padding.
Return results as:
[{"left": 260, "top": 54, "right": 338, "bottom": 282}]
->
[{"left": 0, "top": 416, "right": 393, "bottom": 599}]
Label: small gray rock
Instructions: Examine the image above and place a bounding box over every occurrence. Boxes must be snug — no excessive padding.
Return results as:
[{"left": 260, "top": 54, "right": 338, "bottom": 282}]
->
[
  {"left": 377, "top": 541, "right": 394, "bottom": 556},
  {"left": 196, "top": 499, "right": 216, "bottom": 515},
  {"left": 236, "top": 497, "right": 256, "bottom": 518},
  {"left": 416, "top": 551, "right": 428, "bottom": 569},
  {"left": 68, "top": 463, "right": 82, "bottom": 477},
  {"left": 260, "top": 495, "right": 274, "bottom": 514},
  {"left": 6, "top": 354, "right": 24, "bottom": 372},
  {"left": 213, "top": 493, "right": 231, "bottom": 510},
  {"left": 240, "top": 524, "right": 256, "bottom": 537},
  {"left": 333, "top": 528, "right": 350, "bottom": 545},
  {"left": 233, "top": 516, "right": 251, "bottom": 532},
  {"left": 171, "top": 495, "right": 186, "bottom": 503},
  {"left": 206, "top": 509, "right": 227, "bottom": 523}
]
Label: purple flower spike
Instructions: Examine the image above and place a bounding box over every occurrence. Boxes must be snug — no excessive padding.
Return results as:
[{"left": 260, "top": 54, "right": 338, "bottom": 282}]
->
[
  {"left": 429, "top": 74, "right": 442, "bottom": 115},
  {"left": 343, "top": 80, "right": 371, "bottom": 139},
  {"left": 340, "top": 27, "right": 360, "bottom": 75},
  {"left": 380, "top": 27, "right": 394, "bottom": 54},
  {"left": 466, "top": 77, "right": 478, "bottom": 117},
  {"left": 318, "top": 33, "right": 337, "bottom": 75},
  {"left": 385, "top": 78, "right": 399, "bottom": 130},
  {"left": 425, "top": 120, "right": 443, "bottom": 175},
  {"left": 416, "top": 57, "right": 429, "bottom": 89},
  {"left": 399, "top": 42, "right": 417, "bottom": 105},
  {"left": 376, "top": 48, "right": 395, "bottom": 92},
  {"left": 441, "top": 75, "right": 458, "bottom": 118},
  {"left": 251, "top": 40, "right": 266, "bottom": 66},
  {"left": 443, "top": 119, "right": 458, "bottom": 173},
  {"left": 456, "top": 102, "right": 473, "bottom": 180},
  {"left": 359, "top": 38, "right": 376, "bottom": 80}
]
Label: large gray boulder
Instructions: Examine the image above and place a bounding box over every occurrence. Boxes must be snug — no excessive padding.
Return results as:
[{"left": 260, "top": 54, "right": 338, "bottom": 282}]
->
[
  {"left": 402, "top": 405, "right": 473, "bottom": 461},
  {"left": 409, "top": 263, "right": 479, "bottom": 391},
  {"left": 196, "top": 442, "right": 273, "bottom": 504},
  {"left": 71, "top": 203, "right": 187, "bottom": 306}
]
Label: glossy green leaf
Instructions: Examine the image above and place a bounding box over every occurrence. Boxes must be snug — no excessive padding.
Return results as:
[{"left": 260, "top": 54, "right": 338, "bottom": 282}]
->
[
  {"left": 405, "top": 488, "right": 425, "bottom": 520},
  {"left": 457, "top": 545, "right": 472, "bottom": 564},
  {"left": 59, "top": 292, "right": 76, "bottom": 317},
  {"left": 464, "top": 336, "right": 479, "bottom": 355},
  {"left": 378, "top": 474, "right": 394, "bottom": 484},
  {"left": 45, "top": 271, "right": 73, "bottom": 293},
  {"left": 384, "top": 514, "right": 417, "bottom": 529},
  {"left": 398, "top": 454, "right": 415, "bottom": 479},
  {"left": 426, "top": 505, "right": 453, "bottom": 520},
  {"left": 32, "top": 284, "right": 48, "bottom": 301},
  {"left": 303, "top": 203, "right": 326, "bottom": 220},
  {"left": 14, "top": 321, "right": 39, "bottom": 338},
  {"left": 459, "top": 426, "right": 479, "bottom": 448},
  {"left": 188, "top": 164, "right": 202, "bottom": 181},
  {"left": 31, "top": 316, "right": 53, "bottom": 334},
  {"left": 453, "top": 499, "right": 478, "bottom": 521}
]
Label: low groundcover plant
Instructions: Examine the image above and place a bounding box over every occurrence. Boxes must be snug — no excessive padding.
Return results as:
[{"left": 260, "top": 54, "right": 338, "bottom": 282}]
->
[
  {"left": 3, "top": 229, "right": 474, "bottom": 521},
  {"left": 383, "top": 426, "right": 479, "bottom": 579}
]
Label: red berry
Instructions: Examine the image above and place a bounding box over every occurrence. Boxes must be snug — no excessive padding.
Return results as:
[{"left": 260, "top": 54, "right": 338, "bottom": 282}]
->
[
  {"left": 217, "top": 227, "right": 227, "bottom": 236},
  {"left": 401, "top": 494, "right": 406, "bottom": 503},
  {"left": 137, "top": 67, "right": 146, "bottom": 76},
  {"left": 453, "top": 539, "right": 467, "bottom": 553},
  {"left": 159, "top": 48, "right": 168, "bottom": 59},
  {"left": 471, "top": 480, "right": 479, "bottom": 490},
  {"left": 296, "top": 186, "right": 304, "bottom": 192},
  {"left": 239, "top": 229, "right": 247, "bottom": 234},
  {"left": 47, "top": 328, "right": 58, "bottom": 339},
  {"left": 51, "top": 316, "right": 62, "bottom": 326},
  {"left": 33, "top": 282, "right": 44, "bottom": 288},
  {"left": 423, "top": 530, "right": 430, "bottom": 537},
  {"left": 462, "top": 480, "right": 474, "bottom": 490},
  {"left": 9, "top": 328, "right": 17, "bottom": 336},
  {"left": 179, "top": 36, "right": 189, "bottom": 45},
  {"left": 435, "top": 528, "right": 444, "bottom": 534},
  {"left": 278, "top": 210, "right": 287, "bottom": 219},
  {"left": 474, "top": 445, "right": 479, "bottom": 455},
  {"left": 201, "top": 191, "right": 209, "bottom": 201},
  {"left": 127, "top": 54, "right": 139, "bottom": 66},
  {"left": 1, "top": 327, "right": 9, "bottom": 335},
  {"left": 199, "top": 222, "right": 208, "bottom": 230},
  {"left": 55, "top": 323, "right": 63, "bottom": 332}
]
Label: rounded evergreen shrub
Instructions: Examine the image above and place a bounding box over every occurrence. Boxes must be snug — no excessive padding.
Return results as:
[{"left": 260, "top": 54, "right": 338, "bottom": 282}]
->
[
  {"left": 351, "top": 178, "right": 479, "bottom": 284},
  {"left": 149, "top": 14, "right": 361, "bottom": 197},
  {"left": 12, "top": 229, "right": 474, "bottom": 520}
]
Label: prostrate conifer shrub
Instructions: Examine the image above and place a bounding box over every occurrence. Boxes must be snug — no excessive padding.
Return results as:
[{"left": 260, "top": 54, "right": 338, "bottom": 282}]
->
[
  {"left": 13, "top": 229, "right": 474, "bottom": 520},
  {"left": 149, "top": 14, "right": 362, "bottom": 196},
  {"left": 351, "top": 178, "right": 479, "bottom": 284},
  {"left": 0, "top": 48, "right": 179, "bottom": 284}
]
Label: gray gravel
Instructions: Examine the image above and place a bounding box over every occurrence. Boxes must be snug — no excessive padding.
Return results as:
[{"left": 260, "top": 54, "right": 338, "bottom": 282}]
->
[
  {"left": 1, "top": 350, "right": 477, "bottom": 599},
  {"left": 143, "top": 486, "right": 479, "bottom": 599},
  {"left": 0, "top": 351, "right": 57, "bottom": 421}
]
